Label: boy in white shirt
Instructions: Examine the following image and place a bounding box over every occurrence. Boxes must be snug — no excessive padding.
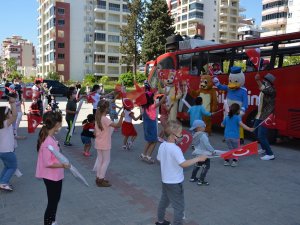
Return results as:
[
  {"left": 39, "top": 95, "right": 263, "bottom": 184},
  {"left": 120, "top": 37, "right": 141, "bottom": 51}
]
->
[{"left": 156, "top": 120, "right": 207, "bottom": 225}]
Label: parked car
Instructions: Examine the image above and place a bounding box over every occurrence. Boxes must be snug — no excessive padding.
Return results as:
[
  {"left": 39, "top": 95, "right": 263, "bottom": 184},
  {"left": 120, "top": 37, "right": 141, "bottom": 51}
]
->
[{"left": 43, "top": 80, "right": 68, "bottom": 97}]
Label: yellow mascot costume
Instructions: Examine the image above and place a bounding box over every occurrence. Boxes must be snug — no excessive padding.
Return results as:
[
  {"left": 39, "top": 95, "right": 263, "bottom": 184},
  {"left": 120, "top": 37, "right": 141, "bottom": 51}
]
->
[{"left": 198, "top": 75, "right": 218, "bottom": 135}]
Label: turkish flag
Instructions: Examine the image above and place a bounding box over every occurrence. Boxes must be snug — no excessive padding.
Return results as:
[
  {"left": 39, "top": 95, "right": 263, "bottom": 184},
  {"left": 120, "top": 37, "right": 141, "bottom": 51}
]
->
[
  {"left": 262, "top": 113, "right": 286, "bottom": 130},
  {"left": 176, "top": 129, "right": 193, "bottom": 153},
  {"left": 27, "top": 114, "right": 43, "bottom": 133},
  {"left": 245, "top": 48, "right": 261, "bottom": 70},
  {"left": 220, "top": 141, "right": 258, "bottom": 159},
  {"left": 87, "top": 92, "right": 96, "bottom": 103},
  {"left": 0, "top": 91, "right": 3, "bottom": 99}
]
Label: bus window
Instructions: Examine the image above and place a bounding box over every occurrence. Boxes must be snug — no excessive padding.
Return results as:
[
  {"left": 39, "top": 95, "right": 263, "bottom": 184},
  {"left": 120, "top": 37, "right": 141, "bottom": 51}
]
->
[{"left": 157, "top": 56, "right": 175, "bottom": 70}]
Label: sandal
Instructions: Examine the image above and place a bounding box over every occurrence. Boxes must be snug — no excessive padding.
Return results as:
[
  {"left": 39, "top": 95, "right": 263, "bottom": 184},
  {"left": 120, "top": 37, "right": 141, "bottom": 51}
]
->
[{"left": 0, "top": 183, "right": 13, "bottom": 191}]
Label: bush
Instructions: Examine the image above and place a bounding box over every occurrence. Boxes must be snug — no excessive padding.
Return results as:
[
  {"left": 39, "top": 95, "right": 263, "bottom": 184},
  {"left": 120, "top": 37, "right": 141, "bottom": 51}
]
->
[
  {"left": 83, "top": 74, "right": 97, "bottom": 86},
  {"left": 100, "top": 75, "right": 109, "bottom": 85},
  {"left": 46, "top": 72, "right": 60, "bottom": 81},
  {"left": 135, "top": 72, "right": 147, "bottom": 84},
  {"left": 118, "top": 72, "right": 134, "bottom": 87}
]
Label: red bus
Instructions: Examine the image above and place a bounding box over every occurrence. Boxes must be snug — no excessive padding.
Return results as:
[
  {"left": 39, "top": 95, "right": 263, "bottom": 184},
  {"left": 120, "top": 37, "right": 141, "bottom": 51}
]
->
[{"left": 147, "top": 32, "right": 300, "bottom": 140}]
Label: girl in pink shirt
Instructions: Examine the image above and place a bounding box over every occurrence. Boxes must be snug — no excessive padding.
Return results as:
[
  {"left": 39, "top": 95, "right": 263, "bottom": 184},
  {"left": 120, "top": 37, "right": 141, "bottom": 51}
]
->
[
  {"left": 94, "top": 99, "right": 124, "bottom": 187},
  {"left": 35, "top": 111, "right": 70, "bottom": 225}
]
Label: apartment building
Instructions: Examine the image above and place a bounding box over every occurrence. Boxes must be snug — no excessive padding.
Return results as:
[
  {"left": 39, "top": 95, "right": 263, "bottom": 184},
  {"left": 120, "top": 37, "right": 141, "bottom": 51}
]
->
[
  {"left": 167, "top": 0, "right": 240, "bottom": 43},
  {"left": 238, "top": 18, "right": 263, "bottom": 40},
  {"left": 37, "top": 0, "right": 128, "bottom": 81},
  {"left": 1, "top": 36, "right": 36, "bottom": 73},
  {"left": 261, "top": 0, "right": 300, "bottom": 37}
]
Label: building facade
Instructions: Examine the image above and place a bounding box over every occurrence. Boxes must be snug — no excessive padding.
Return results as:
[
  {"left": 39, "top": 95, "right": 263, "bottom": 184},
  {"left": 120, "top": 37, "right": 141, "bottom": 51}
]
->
[
  {"left": 261, "top": 0, "right": 300, "bottom": 37},
  {"left": 37, "top": 0, "right": 128, "bottom": 81},
  {"left": 1, "top": 36, "right": 36, "bottom": 71},
  {"left": 238, "top": 18, "right": 263, "bottom": 40},
  {"left": 167, "top": 0, "right": 240, "bottom": 43}
]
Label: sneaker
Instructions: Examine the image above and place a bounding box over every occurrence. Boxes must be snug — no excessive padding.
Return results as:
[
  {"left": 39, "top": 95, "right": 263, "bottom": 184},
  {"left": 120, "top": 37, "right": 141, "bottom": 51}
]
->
[
  {"left": 189, "top": 178, "right": 198, "bottom": 182},
  {"left": 224, "top": 160, "right": 230, "bottom": 166},
  {"left": 96, "top": 178, "right": 112, "bottom": 187},
  {"left": 258, "top": 149, "right": 266, "bottom": 154},
  {"left": 0, "top": 183, "right": 13, "bottom": 191},
  {"left": 83, "top": 152, "right": 91, "bottom": 157},
  {"left": 64, "top": 142, "right": 72, "bottom": 147},
  {"left": 14, "top": 168, "right": 23, "bottom": 177},
  {"left": 122, "top": 145, "right": 128, "bottom": 150},
  {"left": 260, "top": 155, "right": 275, "bottom": 160},
  {"left": 140, "top": 153, "right": 146, "bottom": 160},
  {"left": 197, "top": 180, "right": 209, "bottom": 186},
  {"left": 231, "top": 160, "right": 238, "bottom": 167},
  {"left": 127, "top": 141, "right": 133, "bottom": 150},
  {"left": 145, "top": 156, "right": 155, "bottom": 164},
  {"left": 155, "top": 220, "right": 171, "bottom": 225}
]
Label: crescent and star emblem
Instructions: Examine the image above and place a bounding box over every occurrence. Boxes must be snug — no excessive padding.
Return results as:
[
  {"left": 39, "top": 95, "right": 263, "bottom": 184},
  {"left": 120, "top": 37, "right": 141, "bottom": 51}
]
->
[{"left": 232, "top": 149, "right": 250, "bottom": 157}]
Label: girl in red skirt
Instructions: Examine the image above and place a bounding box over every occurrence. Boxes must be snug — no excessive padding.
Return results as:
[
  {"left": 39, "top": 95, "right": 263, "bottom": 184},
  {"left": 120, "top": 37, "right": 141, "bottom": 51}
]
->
[{"left": 121, "top": 98, "right": 141, "bottom": 150}]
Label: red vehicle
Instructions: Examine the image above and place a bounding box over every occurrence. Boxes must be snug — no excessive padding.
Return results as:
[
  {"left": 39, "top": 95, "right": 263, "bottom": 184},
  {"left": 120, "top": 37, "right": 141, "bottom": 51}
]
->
[{"left": 146, "top": 32, "right": 300, "bottom": 140}]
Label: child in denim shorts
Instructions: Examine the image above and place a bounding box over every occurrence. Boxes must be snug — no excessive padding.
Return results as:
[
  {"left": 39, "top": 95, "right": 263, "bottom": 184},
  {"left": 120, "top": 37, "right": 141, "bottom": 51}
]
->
[{"left": 81, "top": 114, "right": 95, "bottom": 157}]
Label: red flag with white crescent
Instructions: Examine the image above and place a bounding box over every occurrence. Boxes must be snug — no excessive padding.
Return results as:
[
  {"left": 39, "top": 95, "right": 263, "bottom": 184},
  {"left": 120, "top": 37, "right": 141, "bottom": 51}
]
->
[
  {"left": 262, "top": 113, "right": 286, "bottom": 130},
  {"left": 221, "top": 141, "right": 258, "bottom": 159},
  {"left": 245, "top": 48, "right": 261, "bottom": 70},
  {"left": 87, "top": 92, "right": 96, "bottom": 103},
  {"left": 27, "top": 114, "right": 43, "bottom": 133},
  {"left": 176, "top": 129, "right": 193, "bottom": 153}
]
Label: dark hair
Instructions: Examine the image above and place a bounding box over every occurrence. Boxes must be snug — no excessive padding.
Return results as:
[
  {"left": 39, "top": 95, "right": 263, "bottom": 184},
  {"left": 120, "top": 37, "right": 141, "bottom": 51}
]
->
[
  {"left": 0, "top": 107, "right": 8, "bottom": 129},
  {"left": 76, "top": 83, "right": 82, "bottom": 89},
  {"left": 35, "top": 80, "right": 41, "bottom": 85},
  {"left": 87, "top": 114, "right": 95, "bottom": 122},
  {"left": 37, "top": 111, "right": 62, "bottom": 152},
  {"left": 228, "top": 103, "right": 240, "bottom": 118},
  {"left": 66, "top": 90, "right": 75, "bottom": 99},
  {"left": 95, "top": 99, "right": 109, "bottom": 131},
  {"left": 142, "top": 92, "right": 154, "bottom": 109},
  {"left": 92, "top": 84, "right": 100, "bottom": 92},
  {"left": 195, "top": 97, "right": 203, "bottom": 105}
]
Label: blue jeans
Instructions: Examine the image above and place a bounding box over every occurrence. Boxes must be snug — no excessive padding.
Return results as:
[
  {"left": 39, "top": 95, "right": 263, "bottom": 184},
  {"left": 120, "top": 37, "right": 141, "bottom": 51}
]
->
[
  {"left": 225, "top": 138, "right": 239, "bottom": 160},
  {"left": 0, "top": 152, "right": 17, "bottom": 184},
  {"left": 254, "top": 119, "right": 274, "bottom": 156}
]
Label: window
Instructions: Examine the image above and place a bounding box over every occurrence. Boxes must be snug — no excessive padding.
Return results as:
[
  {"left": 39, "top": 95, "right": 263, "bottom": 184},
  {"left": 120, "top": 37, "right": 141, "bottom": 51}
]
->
[
  {"left": 95, "top": 33, "right": 106, "bottom": 41},
  {"left": 50, "top": 52, "right": 55, "bottom": 61},
  {"left": 98, "top": 0, "right": 106, "bottom": 9},
  {"left": 58, "top": 42, "right": 65, "bottom": 48},
  {"left": 50, "top": 6, "right": 55, "bottom": 16},
  {"left": 109, "top": 3, "right": 120, "bottom": 11},
  {"left": 58, "top": 30, "right": 64, "bottom": 38},
  {"left": 108, "top": 35, "right": 120, "bottom": 43},
  {"left": 189, "top": 11, "right": 203, "bottom": 19},
  {"left": 58, "top": 64, "right": 64, "bottom": 71},
  {"left": 94, "top": 54, "right": 105, "bottom": 63},
  {"left": 50, "top": 18, "right": 55, "bottom": 27},
  {"left": 182, "top": 14, "right": 187, "bottom": 21},
  {"left": 108, "top": 56, "right": 119, "bottom": 63},
  {"left": 57, "top": 19, "right": 65, "bottom": 26},
  {"left": 50, "top": 41, "right": 55, "bottom": 50},
  {"left": 189, "top": 2, "right": 204, "bottom": 10},
  {"left": 58, "top": 53, "right": 65, "bottom": 60},
  {"left": 123, "top": 4, "right": 129, "bottom": 12},
  {"left": 262, "top": 12, "right": 287, "bottom": 21},
  {"left": 57, "top": 8, "right": 65, "bottom": 15}
]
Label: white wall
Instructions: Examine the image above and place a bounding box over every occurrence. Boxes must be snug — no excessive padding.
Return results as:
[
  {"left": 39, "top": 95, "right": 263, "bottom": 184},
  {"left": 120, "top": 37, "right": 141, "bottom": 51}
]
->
[
  {"left": 68, "top": 0, "right": 86, "bottom": 81},
  {"left": 286, "top": 0, "right": 300, "bottom": 33},
  {"left": 203, "top": 0, "right": 218, "bottom": 41}
]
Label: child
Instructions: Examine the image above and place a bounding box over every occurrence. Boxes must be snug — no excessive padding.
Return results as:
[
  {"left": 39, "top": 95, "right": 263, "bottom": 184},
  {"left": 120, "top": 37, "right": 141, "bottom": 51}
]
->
[
  {"left": 81, "top": 114, "right": 95, "bottom": 157},
  {"left": 156, "top": 120, "right": 207, "bottom": 225},
  {"left": 35, "top": 111, "right": 70, "bottom": 225},
  {"left": 140, "top": 90, "right": 166, "bottom": 163},
  {"left": 107, "top": 92, "right": 122, "bottom": 131},
  {"left": 91, "top": 84, "right": 101, "bottom": 115},
  {"left": 0, "top": 95, "right": 17, "bottom": 191},
  {"left": 121, "top": 98, "right": 140, "bottom": 150},
  {"left": 64, "top": 90, "right": 78, "bottom": 146},
  {"left": 158, "top": 96, "right": 173, "bottom": 142},
  {"left": 221, "top": 103, "right": 254, "bottom": 167},
  {"left": 94, "top": 99, "right": 124, "bottom": 187},
  {"left": 189, "top": 120, "right": 215, "bottom": 186},
  {"left": 188, "top": 97, "right": 213, "bottom": 128},
  {"left": 30, "top": 97, "right": 42, "bottom": 116}
]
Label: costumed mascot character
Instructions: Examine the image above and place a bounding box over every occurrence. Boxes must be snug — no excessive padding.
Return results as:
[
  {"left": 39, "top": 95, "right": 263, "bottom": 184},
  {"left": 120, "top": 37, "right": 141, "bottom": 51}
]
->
[
  {"left": 164, "top": 71, "right": 182, "bottom": 121},
  {"left": 213, "top": 66, "right": 248, "bottom": 142},
  {"left": 198, "top": 75, "right": 218, "bottom": 135}
]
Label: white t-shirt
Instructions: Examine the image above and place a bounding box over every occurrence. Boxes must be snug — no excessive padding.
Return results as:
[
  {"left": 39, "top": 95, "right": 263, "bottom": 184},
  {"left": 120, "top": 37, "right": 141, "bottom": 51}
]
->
[
  {"left": 92, "top": 93, "right": 101, "bottom": 109},
  {"left": 157, "top": 142, "right": 185, "bottom": 184},
  {"left": 0, "top": 120, "right": 15, "bottom": 153},
  {"left": 124, "top": 109, "right": 132, "bottom": 123}
]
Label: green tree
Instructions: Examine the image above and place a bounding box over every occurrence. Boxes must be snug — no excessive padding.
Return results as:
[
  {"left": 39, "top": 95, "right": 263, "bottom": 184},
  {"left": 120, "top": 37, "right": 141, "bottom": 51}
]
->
[
  {"left": 83, "top": 74, "right": 96, "bottom": 86},
  {"left": 46, "top": 71, "right": 60, "bottom": 80},
  {"left": 100, "top": 75, "right": 109, "bottom": 85},
  {"left": 118, "top": 72, "right": 134, "bottom": 87},
  {"left": 5, "top": 58, "right": 17, "bottom": 72},
  {"left": 283, "top": 56, "right": 300, "bottom": 66},
  {"left": 120, "top": 0, "right": 145, "bottom": 77},
  {"left": 141, "top": 0, "right": 175, "bottom": 63},
  {"left": 135, "top": 71, "right": 147, "bottom": 84}
]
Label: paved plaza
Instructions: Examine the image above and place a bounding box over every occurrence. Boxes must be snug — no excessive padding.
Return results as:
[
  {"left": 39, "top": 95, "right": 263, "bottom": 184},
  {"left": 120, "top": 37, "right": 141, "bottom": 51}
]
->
[{"left": 0, "top": 99, "right": 300, "bottom": 225}]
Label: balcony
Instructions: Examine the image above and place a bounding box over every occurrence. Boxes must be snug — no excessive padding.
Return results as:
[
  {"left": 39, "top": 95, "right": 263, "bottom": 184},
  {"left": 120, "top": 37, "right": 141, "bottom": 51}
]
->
[
  {"left": 261, "top": 18, "right": 287, "bottom": 28},
  {"left": 261, "top": 29, "right": 286, "bottom": 37},
  {"left": 95, "top": 5, "right": 106, "bottom": 12},
  {"left": 262, "top": 6, "right": 288, "bottom": 16}
]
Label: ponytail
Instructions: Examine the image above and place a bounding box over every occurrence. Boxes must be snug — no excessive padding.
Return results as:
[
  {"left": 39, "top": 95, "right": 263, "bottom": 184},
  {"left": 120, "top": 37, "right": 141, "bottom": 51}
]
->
[{"left": 37, "top": 126, "right": 49, "bottom": 152}]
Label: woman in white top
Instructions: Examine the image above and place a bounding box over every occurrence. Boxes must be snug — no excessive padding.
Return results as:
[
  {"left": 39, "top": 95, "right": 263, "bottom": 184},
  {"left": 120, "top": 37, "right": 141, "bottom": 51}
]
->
[{"left": 0, "top": 95, "right": 17, "bottom": 191}]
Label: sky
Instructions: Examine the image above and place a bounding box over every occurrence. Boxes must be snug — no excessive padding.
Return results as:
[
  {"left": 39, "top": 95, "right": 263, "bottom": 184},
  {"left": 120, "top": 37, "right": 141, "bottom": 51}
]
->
[{"left": 0, "top": 0, "right": 262, "bottom": 48}]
